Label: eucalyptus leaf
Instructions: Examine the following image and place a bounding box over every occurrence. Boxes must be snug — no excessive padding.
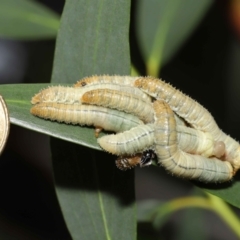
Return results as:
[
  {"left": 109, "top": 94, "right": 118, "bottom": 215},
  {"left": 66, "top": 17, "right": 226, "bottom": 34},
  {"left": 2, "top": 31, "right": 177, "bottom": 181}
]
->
[
  {"left": 0, "top": 0, "right": 60, "bottom": 39},
  {"left": 49, "top": 0, "right": 135, "bottom": 240}
]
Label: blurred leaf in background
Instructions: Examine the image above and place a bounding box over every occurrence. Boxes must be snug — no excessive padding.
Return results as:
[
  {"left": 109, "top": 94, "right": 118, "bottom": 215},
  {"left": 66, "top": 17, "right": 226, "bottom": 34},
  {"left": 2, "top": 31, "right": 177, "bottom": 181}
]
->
[
  {"left": 135, "top": 0, "right": 213, "bottom": 75},
  {"left": 0, "top": 0, "right": 60, "bottom": 39}
]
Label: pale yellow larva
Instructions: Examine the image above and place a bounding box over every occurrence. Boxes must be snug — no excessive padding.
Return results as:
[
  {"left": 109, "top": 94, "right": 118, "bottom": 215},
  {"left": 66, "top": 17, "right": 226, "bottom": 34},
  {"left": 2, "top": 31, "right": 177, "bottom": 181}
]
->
[
  {"left": 134, "top": 77, "right": 219, "bottom": 136},
  {"left": 74, "top": 75, "right": 139, "bottom": 88},
  {"left": 81, "top": 89, "right": 154, "bottom": 123},
  {"left": 98, "top": 120, "right": 224, "bottom": 159},
  {"left": 153, "top": 100, "right": 233, "bottom": 183},
  {"left": 74, "top": 78, "right": 152, "bottom": 102},
  {"left": 134, "top": 77, "right": 240, "bottom": 170},
  {"left": 31, "top": 86, "right": 83, "bottom": 105},
  {"left": 32, "top": 83, "right": 151, "bottom": 105},
  {"left": 30, "top": 102, "right": 144, "bottom": 133},
  {"left": 98, "top": 124, "right": 155, "bottom": 155}
]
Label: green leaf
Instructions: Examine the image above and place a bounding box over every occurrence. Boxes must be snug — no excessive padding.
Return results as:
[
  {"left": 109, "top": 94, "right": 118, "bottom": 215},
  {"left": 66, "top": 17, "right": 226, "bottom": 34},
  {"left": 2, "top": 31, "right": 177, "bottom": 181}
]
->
[
  {"left": 136, "top": 0, "right": 213, "bottom": 74},
  {"left": 51, "top": 1, "right": 130, "bottom": 82},
  {"left": 50, "top": 0, "right": 135, "bottom": 240},
  {"left": 0, "top": 83, "right": 102, "bottom": 151},
  {"left": 0, "top": 0, "right": 60, "bottom": 39},
  {"left": 196, "top": 180, "right": 240, "bottom": 209}
]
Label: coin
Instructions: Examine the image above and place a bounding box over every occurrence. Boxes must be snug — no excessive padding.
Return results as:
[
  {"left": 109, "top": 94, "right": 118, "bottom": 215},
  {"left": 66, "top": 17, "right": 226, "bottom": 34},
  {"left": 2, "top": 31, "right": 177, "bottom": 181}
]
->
[{"left": 0, "top": 95, "right": 9, "bottom": 154}]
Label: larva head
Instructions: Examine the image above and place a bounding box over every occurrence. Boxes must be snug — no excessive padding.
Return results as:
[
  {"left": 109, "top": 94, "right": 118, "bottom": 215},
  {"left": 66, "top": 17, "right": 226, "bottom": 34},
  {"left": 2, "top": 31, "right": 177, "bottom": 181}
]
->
[
  {"left": 140, "top": 150, "right": 155, "bottom": 167},
  {"left": 134, "top": 77, "right": 157, "bottom": 89},
  {"left": 74, "top": 75, "right": 101, "bottom": 88},
  {"left": 30, "top": 103, "right": 51, "bottom": 119},
  {"left": 31, "top": 86, "right": 63, "bottom": 104}
]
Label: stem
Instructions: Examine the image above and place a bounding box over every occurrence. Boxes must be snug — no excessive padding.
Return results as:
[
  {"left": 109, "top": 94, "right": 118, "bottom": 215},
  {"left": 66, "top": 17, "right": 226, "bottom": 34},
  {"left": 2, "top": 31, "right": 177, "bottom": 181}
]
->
[
  {"left": 153, "top": 194, "right": 240, "bottom": 238},
  {"left": 206, "top": 193, "right": 240, "bottom": 238},
  {"left": 146, "top": 0, "right": 180, "bottom": 76}
]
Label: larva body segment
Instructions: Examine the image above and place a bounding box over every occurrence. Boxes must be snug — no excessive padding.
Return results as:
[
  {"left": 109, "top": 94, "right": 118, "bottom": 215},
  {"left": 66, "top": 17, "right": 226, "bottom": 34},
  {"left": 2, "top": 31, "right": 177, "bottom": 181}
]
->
[
  {"left": 97, "top": 124, "right": 155, "bottom": 155},
  {"left": 31, "top": 102, "right": 144, "bottom": 133},
  {"left": 32, "top": 83, "right": 151, "bottom": 105},
  {"left": 98, "top": 120, "right": 223, "bottom": 158},
  {"left": 81, "top": 89, "right": 154, "bottom": 123},
  {"left": 153, "top": 100, "right": 233, "bottom": 183},
  {"left": 176, "top": 125, "right": 225, "bottom": 158},
  {"left": 134, "top": 77, "right": 240, "bottom": 170},
  {"left": 74, "top": 79, "right": 152, "bottom": 102},
  {"left": 74, "top": 75, "right": 138, "bottom": 88},
  {"left": 134, "top": 77, "right": 219, "bottom": 135},
  {"left": 31, "top": 86, "right": 82, "bottom": 105}
]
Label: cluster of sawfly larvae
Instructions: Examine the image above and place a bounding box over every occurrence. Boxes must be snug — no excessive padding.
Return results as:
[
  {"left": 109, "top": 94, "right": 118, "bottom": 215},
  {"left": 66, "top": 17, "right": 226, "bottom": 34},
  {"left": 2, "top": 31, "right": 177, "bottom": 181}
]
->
[{"left": 30, "top": 75, "right": 240, "bottom": 183}]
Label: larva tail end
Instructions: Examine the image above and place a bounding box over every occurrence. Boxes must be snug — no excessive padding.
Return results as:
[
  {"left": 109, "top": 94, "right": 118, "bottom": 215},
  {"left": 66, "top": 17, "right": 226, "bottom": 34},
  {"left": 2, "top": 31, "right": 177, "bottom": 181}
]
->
[
  {"left": 31, "top": 86, "right": 60, "bottom": 104},
  {"left": 30, "top": 104, "right": 50, "bottom": 120},
  {"left": 30, "top": 105, "right": 43, "bottom": 117},
  {"left": 31, "top": 92, "right": 43, "bottom": 104},
  {"left": 213, "top": 141, "right": 226, "bottom": 158},
  {"left": 115, "top": 155, "right": 141, "bottom": 170}
]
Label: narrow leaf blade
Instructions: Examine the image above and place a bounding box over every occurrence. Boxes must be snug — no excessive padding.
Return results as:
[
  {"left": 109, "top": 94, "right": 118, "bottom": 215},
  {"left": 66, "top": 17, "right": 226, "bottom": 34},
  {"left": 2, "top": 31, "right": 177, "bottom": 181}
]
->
[{"left": 50, "top": 0, "right": 135, "bottom": 240}]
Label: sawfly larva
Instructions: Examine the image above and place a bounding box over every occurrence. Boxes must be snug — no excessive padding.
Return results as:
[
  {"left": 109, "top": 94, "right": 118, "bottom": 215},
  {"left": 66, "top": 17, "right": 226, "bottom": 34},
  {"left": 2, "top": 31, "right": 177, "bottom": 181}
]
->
[
  {"left": 32, "top": 83, "right": 151, "bottom": 104},
  {"left": 98, "top": 124, "right": 155, "bottom": 155},
  {"left": 81, "top": 89, "right": 154, "bottom": 123},
  {"left": 74, "top": 78, "right": 152, "bottom": 102},
  {"left": 31, "top": 86, "right": 82, "bottom": 105},
  {"left": 134, "top": 77, "right": 240, "bottom": 170},
  {"left": 115, "top": 150, "right": 155, "bottom": 170},
  {"left": 31, "top": 102, "right": 144, "bottom": 134},
  {"left": 98, "top": 120, "right": 225, "bottom": 158},
  {"left": 134, "top": 77, "right": 219, "bottom": 136},
  {"left": 153, "top": 100, "right": 233, "bottom": 183},
  {"left": 74, "top": 75, "right": 139, "bottom": 88}
]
